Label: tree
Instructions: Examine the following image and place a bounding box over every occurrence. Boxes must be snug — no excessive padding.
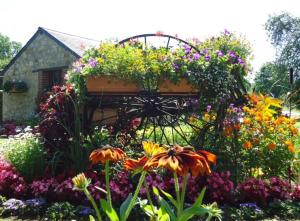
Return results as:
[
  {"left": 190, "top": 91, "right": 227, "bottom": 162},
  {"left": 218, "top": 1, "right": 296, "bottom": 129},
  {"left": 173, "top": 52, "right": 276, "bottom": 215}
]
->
[
  {"left": 0, "top": 33, "right": 22, "bottom": 71},
  {"left": 254, "top": 62, "right": 289, "bottom": 98}
]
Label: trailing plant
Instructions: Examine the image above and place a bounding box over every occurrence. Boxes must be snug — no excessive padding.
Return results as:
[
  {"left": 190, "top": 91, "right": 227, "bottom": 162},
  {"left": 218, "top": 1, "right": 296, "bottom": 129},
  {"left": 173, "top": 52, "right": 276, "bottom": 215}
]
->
[
  {"left": 3, "top": 80, "right": 28, "bottom": 93},
  {"left": 67, "top": 31, "right": 251, "bottom": 105}
]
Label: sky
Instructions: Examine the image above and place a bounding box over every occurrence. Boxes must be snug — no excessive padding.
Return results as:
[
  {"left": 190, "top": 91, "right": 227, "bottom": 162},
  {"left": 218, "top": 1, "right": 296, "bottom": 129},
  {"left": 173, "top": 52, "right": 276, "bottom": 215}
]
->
[{"left": 1, "top": 0, "right": 300, "bottom": 73}]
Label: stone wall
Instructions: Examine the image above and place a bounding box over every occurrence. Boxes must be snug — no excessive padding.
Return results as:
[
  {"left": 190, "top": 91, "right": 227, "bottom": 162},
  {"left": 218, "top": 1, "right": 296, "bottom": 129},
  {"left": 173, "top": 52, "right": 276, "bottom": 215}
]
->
[{"left": 3, "top": 31, "right": 77, "bottom": 120}]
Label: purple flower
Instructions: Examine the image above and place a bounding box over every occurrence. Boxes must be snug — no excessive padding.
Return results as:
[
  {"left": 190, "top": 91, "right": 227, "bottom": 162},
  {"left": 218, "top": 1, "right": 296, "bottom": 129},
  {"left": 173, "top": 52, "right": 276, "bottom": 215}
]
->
[
  {"left": 203, "top": 49, "right": 208, "bottom": 54},
  {"left": 172, "top": 63, "right": 180, "bottom": 71},
  {"left": 183, "top": 44, "right": 191, "bottom": 54},
  {"left": 88, "top": 58, "right": 98, "bottom": 68},
  {"left": 228, "top": 50, "right": 236, "bottom": 58},
  {"left": 238, "top": 58, "right": 246, "bottom": 67},
  {"left": 224, "top": 29, "right": 231, "bottom": 35},
  {"left": 217, "top": 50, "right": 224, "bottom": 57},
  {"left": 193, "top": 53, "right": 200, "bottom": 60},
  {"left": 205, "top": 55, "right": 211, "bottom": 61},
  {"left": 206, "top": 105, "right": 212, "bottom": 112}
]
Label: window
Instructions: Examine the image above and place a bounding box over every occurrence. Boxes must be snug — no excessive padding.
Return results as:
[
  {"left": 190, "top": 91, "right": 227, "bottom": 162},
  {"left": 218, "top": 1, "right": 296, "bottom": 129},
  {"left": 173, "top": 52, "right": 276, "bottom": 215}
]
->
[{"left": 39, "top": 69, "right": 63, "bottom": 92}]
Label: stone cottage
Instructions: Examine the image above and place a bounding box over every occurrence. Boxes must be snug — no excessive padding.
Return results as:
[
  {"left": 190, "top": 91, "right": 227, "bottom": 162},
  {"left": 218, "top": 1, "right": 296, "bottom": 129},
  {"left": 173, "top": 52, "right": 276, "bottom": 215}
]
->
[{"left": 0, "top": 27, "right": 99, "bottom": 121}]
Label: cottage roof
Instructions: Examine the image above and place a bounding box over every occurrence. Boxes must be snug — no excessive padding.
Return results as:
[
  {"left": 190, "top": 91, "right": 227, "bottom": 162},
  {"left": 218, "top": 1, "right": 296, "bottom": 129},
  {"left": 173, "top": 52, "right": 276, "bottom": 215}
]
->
[{"left": 0, "top": 27, "right": 100, "bottom": 76}]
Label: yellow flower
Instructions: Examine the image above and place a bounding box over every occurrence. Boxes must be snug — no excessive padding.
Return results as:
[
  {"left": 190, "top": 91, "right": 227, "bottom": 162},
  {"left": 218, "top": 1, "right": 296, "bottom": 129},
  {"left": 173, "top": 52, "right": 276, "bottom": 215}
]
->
[
  {"left": 72, "top": 173, "right": 91, "bottom": 190},
  {"left": 142, "top": 141, "right": 165, "bottom": 157},
  {"left": 243, "top": 118, "right": 251, "bottom": 124}
]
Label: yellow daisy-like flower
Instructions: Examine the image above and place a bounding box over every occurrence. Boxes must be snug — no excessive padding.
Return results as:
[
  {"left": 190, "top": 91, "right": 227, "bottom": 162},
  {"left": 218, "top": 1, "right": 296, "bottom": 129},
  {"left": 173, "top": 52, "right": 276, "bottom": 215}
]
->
[{"left": 142, "top": 141, "right": 165, "bottom": 157}]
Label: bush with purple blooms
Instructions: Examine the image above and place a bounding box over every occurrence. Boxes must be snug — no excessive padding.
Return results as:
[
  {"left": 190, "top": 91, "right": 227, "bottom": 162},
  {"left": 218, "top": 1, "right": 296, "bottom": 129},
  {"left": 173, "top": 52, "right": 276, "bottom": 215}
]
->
[
  {"left": 237, "top": 178, "right": 269, "bottom": 206},
  {"left": 268, "top": 176, "right": 291, "bottom": 201},
  {"left": 206, "top": 171, "right": 235, "bottom": 204}
]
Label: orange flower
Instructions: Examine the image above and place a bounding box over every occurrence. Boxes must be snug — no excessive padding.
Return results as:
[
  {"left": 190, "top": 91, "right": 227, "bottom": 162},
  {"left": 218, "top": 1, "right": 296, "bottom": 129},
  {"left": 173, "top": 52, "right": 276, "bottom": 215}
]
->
[
  {"left": 90, "top": 145, "right": 126, "bottom": 164},
  {"left": 144, "top": 145, "right": 213, "bottom": 177},
  {"left": 124, "top": 156, "right": 148, "bottom": 171},
  {"left": 196, "top": 150, "right": 217, "bottom": 165},
  {"left": 243, "top": 141, "right": 253, "bottom": 149},
  {"left": 267, "top": 142, "right": 276, "bottom": 150},
  {"left": 285, "top": 140, "right": 295, "bottom": 153},
  {"left": 290, "top": 126, "right": 298, "bottom": 136},
  {"left": 243, "top": 118, "right": 251, "bottom": 124}
]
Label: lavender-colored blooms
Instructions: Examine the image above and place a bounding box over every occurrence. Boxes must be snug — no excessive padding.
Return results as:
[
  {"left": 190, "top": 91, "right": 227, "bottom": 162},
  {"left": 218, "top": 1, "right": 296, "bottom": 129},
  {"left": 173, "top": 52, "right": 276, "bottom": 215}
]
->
[
  {"left": 228, "top": 50, "right": 236, "bottom": 58},
  {"left": 3, "top": 198, "right": 26, "bottom": 211},
  {"left": 203, "top": 49, "right": 208, "bottom": 54},
  {"left": 78, "top": 206, "right": 94, "bottom": 216},
  {"left": 224, "top": 29, "right": 231, "bottom": 35},
  {"left": 183, "top": 44, "right": 191, "bottom": 54},
  {"left": 205, "top": 55, "right": 211, "bottom": 61},
  {"left": 193, "top": 53, "right": 200, "bottom": 60},
  {"left": 217, "top": 50, "right": 224, "bottom": 57},
  {"left": 88, "top": 58, "right": 98, "bottom": 68},
  {"left": 206, "top": 105, "right": 212, "bottom": 112},
  {"left": 25, "top": 198, "right": 46, "bottom": 207},
  {"left": 239, "top": 203, "right": 262, "bottom": 212},
  {"left": 172, "top": 63, "right": 179, "bottom": 71},
  {"left": 238, "top": 58, "right": 246, "bottom": 67}
]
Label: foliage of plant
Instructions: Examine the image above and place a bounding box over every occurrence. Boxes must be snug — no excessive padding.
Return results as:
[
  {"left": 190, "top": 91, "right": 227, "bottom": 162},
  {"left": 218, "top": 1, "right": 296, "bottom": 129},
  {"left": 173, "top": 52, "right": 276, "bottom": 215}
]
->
[
  {"left": 0, "top": 156, "right": 28, "bottom": 198},
  {"left": 206, "top": 171, "right": 235, "bottom": 204},
  {"left": 0, "top": 33, "right": 21, "bottom": 71},
  {"left": 38, "top": 85, "right": 88, "bottom": 174},
  {"left": 213, "top": 94, "right": 297, "bottom": 182},
  {"left": 67, "top": 31, "right": 251, "bottom": 105},
  {"left": 1, "top": 198, "right": 26, "bottom": 216},
  {"left": 237, "top": 178, "right": 269, "bottom": 206},
  {"left": 73, "top": 142, "right": 221, "bottom": 221},
  {"left": 222, "top": 203, "right": 265, "bottom": 221},
  {"left": 3, "top": 80, "right": 28, "bottom": 93},
  {"left": 3, "top": 132, "right": 46, "bottom": 182},
  {"left": 254, "top": 62, "right": 289, "bottom": 98},
  {"left": 267, "top": 176, "right": 291, "bottom": 201},
  {"left": 45, "top": 201, "right": 76, "bottom": 221},
  {"left": 266, "top": 200, "right": 300, "bottom": 219}
]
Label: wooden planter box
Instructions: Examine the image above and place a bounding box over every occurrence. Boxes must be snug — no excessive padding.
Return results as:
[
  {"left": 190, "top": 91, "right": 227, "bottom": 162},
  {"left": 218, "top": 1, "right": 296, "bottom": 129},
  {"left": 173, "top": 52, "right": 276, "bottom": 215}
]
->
[
  {"left": 158, "top": 78, "right": 198, "bottom": 94},
  {"left": 86, "top": 75, "right": 140, "bottom": 93}
]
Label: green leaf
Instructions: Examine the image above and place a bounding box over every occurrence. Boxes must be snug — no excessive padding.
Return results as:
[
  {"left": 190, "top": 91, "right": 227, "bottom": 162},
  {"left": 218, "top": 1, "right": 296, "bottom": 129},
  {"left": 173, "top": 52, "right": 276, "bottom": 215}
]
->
[
  {"left": 141, "top": 204, "right": 157, "bottom": 217},
  {"left": 157, "top": 207, "right": 170, "bottom": 221},
  {"left": 153, "top": 186, "right": 160, "bottom": 196},
  {"left": 178, "top": 206, "right": 209, "bottom": 221},
  {"left": 159, "top": 188, "right": 178, "bottom": 208},
  {"left": 89, "top": 215, "right": 96, "bottom": 221},
  {"left": 158, "top": 197, "right": 177, "bottom": 221},
  {"left": 100, "top": 199, "right": 119, "bottom": 221},
  {"left": 120, "top": 193, "right": 132, "bottom": 221},
  {"left": 192, "top": 187, "right": 206, "bottom": 207}
]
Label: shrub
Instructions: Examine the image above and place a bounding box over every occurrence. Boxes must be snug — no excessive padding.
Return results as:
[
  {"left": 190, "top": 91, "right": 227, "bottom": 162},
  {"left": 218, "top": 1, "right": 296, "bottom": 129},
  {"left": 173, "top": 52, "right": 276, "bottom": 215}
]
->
[
  {"left": 0, "top": 157, "right": 28, "bottom": 198},
  {"left": 237, "top": 178, "right": 269, "bottom": 206},
  {"left": 3, "top": 133, "right": 46, "bottom": 182},
  {"left": 206, "top": 171, "right": 235, "bottom": 204},
  {"left": 45, "top": 202, "right": 76, "bottom": 221},
  {"left": 30, "top": 178, "right": 59, "bottom": 200},
  {"left": 268, "top": 177, "right": 291, "bottom": 201}
]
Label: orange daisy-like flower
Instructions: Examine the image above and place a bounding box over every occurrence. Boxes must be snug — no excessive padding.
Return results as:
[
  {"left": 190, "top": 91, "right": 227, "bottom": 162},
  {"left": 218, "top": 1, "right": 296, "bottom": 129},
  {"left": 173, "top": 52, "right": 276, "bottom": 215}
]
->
[
  {"left": 243, "top": 141, "right": 253, "bottom": 149},
  {"left": 90, "top": 145, "right": 126, "bottom": 165},
  {"left": 144, "top": 145, "right": 213, "bottom": 177},
  {"left": 267, "top": 142, "right": 276, "bottom": 150},
  {"left": 196, "top": 150, "right": 217, "bottom": 165},
  {"left": 124, "top": 156, "right": 149, "bottom": 172}
]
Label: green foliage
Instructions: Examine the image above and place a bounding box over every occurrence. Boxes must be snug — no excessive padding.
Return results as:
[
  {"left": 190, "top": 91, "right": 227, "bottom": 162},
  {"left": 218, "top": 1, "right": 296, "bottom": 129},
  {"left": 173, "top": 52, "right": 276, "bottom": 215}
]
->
[
  {"left": 3, "top": 80, "right": 28, "bottom": 93},
  {"left": 0, "top": 33, "right": 21, "bottom": 71},
  {"left": 222, "top": 206, "right": 265, "bottom": 221},
  {"left": 254, "top": 62, "right": 289, "bottom": 98},
  {"left": 45, "top": 202, "right": 76, "bottom": 221},
  {"left": 265, "top": 12, "right": 300, "bottom": 69},
  {"left": 4, "top": 133, "right": 46, "bottom": 182},
  {"left": 266, "top": 200, "right": 300, "bottom": 219}
]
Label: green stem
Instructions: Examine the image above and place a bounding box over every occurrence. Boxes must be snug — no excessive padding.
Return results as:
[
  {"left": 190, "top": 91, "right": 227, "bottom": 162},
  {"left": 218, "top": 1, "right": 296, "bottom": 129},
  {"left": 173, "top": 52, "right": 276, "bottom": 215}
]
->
[
  {"left": 105, "top": 161, "right": 112, "bottom": 208},
  {"left": 84, "top": 188, "right": 102, "bottom": 221},
  {"left": 144, "top": 179, "right": 157, "bottom": 221},
  {"left": 173, "top": 173, "right": 181, "bottom": 217},
  {"left": 124, "top": 171, "right": 147, "bottom": 221},
  {"left": 180, "top": 174, "right": 188, "bottom": 213}
]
